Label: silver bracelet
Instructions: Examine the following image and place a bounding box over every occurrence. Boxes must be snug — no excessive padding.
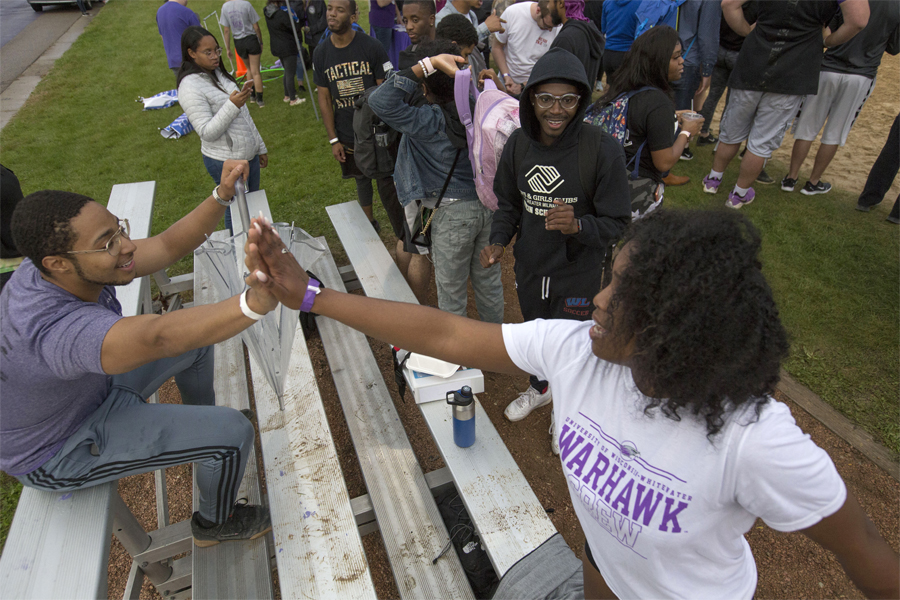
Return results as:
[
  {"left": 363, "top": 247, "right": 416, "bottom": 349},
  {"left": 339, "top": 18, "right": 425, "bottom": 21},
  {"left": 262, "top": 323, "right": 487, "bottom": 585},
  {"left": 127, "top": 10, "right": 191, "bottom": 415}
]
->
[{"left": 212, "top": 185, "right": 234, "bottom": 206}]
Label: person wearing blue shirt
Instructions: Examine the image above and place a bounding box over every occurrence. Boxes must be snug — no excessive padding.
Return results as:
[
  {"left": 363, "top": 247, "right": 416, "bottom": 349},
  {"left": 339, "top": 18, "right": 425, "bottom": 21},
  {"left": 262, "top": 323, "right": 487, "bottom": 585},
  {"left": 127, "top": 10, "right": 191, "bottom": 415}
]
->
[
  {"left": 601, "top": 0, "right": 639, "bottom": 82},
  {"left": 157, "top": 0, "right": 201, "bottom": 80}
]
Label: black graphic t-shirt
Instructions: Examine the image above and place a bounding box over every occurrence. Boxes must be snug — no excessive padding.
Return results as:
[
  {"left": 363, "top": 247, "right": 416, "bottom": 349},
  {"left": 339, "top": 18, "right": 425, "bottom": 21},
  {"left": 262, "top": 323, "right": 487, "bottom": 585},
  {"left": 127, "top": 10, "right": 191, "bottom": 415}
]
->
[{"left": 313, "top": 32, "right": 390, "bottom": 145}]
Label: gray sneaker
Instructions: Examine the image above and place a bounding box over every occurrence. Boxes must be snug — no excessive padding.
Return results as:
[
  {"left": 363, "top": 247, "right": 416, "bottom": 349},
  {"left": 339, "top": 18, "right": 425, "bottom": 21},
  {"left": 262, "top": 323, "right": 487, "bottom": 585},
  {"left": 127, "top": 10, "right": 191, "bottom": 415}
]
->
[
  {"left": 192, "top": 500, "right": 272, "bottom": 547},
  {"left": 550, "top": 413, "right": 560, "bottom": 455},
  {"left": 504, "top": 386, "right": 552, "bottom": 421},
  {"left": 756, "top": 169, "right": 775, "bottom": 185}
]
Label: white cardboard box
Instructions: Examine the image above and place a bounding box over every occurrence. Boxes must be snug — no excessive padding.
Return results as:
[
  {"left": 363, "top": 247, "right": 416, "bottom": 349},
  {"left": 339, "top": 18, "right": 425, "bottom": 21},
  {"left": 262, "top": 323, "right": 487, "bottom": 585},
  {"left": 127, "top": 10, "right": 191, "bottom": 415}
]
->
[{"left": 403, "top": 365, "right": 485, "bottom": 404}]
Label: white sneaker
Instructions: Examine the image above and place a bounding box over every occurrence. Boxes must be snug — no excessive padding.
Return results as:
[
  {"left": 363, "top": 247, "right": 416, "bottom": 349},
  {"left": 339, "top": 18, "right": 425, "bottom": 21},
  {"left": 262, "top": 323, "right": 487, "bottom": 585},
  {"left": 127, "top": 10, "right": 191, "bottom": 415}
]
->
[
  {"left": 504, "top": 386, "right": 552, "bottom": 422},
  {"left": 550, "top": 413, "right": 560, "bottom": 455}
]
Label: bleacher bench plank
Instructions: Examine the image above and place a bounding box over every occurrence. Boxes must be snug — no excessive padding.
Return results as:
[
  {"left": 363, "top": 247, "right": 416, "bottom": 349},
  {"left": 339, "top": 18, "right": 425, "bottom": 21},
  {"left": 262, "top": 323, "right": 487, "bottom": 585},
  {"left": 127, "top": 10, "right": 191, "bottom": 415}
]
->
[
  {"left": 0, "top": 182, "right": 157, "bottom": 599},
  {"left": 232, "top": 202, "right": 377, "bottom": 599},
  {"left": 192, "top": 230, "right": 274, "bottom": 600},
  {"left": 315, "top": 241, "right": 474, "bottom": 600},
  {"left": 109, "top": 182, "right": 157, "bottom": 318},
  {"left": 326, "top": 201, "right": 558, "bottom": 578}
]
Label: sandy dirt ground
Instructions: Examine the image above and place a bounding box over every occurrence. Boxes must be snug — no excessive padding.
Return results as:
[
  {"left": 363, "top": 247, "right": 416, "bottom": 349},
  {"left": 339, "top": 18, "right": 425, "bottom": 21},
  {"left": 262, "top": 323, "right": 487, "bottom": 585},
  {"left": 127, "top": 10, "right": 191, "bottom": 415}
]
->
[
  {"left": 748, "top": 54, "right": 898, "bottom": 202},
  {"left": 107, "top": 56, "right": 899, "bottom": 600}
]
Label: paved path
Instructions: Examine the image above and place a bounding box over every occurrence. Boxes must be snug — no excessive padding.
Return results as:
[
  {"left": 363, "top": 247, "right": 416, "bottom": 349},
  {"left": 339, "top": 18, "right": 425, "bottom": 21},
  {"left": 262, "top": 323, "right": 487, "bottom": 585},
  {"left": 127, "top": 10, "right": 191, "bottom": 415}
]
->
[
  {"left": 2, "top": 1, "right": 42, "bottom": 48},
  {"left": 0, "top": 1, "right": 104, "bottom": 129}
]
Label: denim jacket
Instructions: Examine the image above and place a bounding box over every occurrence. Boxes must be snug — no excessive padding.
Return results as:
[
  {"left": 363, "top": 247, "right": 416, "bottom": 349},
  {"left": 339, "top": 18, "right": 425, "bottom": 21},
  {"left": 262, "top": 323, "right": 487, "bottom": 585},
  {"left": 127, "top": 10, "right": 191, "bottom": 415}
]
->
[{"left": 368, "top": 70, "right": 478, "bottom": 207}]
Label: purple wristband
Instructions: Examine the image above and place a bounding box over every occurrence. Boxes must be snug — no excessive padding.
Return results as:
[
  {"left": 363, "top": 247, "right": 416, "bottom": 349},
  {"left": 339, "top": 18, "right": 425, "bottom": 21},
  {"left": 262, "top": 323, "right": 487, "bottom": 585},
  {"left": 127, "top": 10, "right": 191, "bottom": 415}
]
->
[{"left": 300, "top": 278, "right": 321, "bottom": 313}]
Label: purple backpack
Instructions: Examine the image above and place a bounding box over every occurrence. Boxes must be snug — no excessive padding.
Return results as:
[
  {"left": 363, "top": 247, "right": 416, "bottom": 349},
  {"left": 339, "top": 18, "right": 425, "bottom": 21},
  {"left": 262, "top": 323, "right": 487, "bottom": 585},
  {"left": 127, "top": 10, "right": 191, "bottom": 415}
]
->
[{"left": 454, "top": 69, "right": 520, "bottom": 211}]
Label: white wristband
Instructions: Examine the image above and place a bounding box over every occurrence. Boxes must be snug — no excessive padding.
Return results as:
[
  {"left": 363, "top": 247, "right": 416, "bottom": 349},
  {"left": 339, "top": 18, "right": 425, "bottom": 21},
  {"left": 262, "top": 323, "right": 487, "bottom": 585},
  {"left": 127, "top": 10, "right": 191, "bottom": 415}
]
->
[
  {"left": 679, "top": 130, "right": 691, "bottom": 139},
  {"left": 329, "top": 137, "right": 339, "bottom": 145},
  {"left": 240, "top": 289, "right": 266, "bottom": 321},
  {"left": 421, "top": 56, "right": 436, "bottom": 77}
]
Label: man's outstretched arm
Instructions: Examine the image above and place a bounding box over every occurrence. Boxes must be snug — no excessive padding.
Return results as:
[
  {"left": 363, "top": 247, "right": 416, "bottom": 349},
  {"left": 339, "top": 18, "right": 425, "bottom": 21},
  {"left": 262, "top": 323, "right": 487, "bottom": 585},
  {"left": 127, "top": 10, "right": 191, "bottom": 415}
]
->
[{"left": 131, "top": 160, "right": 248, "bottom": 277}]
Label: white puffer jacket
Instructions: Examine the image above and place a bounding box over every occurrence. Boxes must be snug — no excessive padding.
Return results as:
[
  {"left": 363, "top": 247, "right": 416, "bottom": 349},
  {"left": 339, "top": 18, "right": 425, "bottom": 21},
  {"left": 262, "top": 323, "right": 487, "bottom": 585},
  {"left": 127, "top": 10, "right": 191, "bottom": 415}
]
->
[{"left": 178, "top": 71, "right": 267, "bottom": 161}]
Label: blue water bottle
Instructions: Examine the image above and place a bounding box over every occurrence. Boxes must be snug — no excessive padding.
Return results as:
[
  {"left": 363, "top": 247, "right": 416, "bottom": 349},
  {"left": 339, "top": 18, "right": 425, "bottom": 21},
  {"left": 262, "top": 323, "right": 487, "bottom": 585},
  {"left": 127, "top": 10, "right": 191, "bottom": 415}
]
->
[{"left": 447, "top": 386, "right": 476, "bottom": 448}]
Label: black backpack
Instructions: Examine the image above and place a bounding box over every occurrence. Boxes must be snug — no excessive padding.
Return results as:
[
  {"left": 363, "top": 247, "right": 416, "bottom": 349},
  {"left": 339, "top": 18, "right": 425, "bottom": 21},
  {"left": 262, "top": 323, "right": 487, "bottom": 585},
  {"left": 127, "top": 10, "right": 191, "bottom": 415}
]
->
[{"left": 353, "top": 86, "right": 401, "bottom": 179}]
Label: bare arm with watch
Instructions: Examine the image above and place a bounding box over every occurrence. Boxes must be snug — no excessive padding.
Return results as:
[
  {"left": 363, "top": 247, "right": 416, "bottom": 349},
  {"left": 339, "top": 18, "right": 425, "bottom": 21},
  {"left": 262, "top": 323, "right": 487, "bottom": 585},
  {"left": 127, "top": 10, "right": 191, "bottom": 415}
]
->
[{"left": 97, "top": 159, "right": 280, "bottom": 375}]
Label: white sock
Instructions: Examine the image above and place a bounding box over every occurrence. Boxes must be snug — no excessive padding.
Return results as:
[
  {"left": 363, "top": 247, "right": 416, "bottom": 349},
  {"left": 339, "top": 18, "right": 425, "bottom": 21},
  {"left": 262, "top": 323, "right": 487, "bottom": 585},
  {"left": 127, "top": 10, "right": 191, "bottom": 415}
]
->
[
  {"left": 708, "top": 170, "right": 724, "bottom": 180},
  {"left": 733, "top": 185, "right": 750, "bottom": 197}
]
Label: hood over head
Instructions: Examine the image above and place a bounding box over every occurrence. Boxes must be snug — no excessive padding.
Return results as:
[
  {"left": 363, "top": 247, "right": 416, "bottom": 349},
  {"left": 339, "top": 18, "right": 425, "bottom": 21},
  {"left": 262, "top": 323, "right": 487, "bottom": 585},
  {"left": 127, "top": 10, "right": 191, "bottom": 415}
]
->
[
  {"left": 564, "top": 0, "right": 589, "bottom": 21},
  {"left": 520, "top": 47, "right": 592, "bottom": 146},
  {"left": 566, "top": 18, "right": 606, "bottom": 61}
]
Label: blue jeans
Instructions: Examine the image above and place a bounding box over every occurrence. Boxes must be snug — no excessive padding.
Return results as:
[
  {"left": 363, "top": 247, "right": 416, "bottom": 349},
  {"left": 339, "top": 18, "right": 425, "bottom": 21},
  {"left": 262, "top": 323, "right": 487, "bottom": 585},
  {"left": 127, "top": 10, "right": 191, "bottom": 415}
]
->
[
  {"left": 673, "top": 64, "right": 703, "bottom": 111},
  {"left": 18, "top": 347, "right": 255, "bottom": 524},
  {"left": 431, "top": 200, "right": 504, "bottom": 324},
  {"left": 202, "top": 154, "right": 261, "bottom": 233},
  {"left": 372, "top": 26, "right": 393, "bottom": 54}
]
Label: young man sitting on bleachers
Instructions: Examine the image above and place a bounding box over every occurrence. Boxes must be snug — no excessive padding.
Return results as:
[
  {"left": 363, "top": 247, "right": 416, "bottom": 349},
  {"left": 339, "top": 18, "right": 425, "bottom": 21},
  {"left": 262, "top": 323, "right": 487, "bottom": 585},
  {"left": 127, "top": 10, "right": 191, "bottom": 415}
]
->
[{"left": 0, "top": 160, "right": 276, "bottom": 547}]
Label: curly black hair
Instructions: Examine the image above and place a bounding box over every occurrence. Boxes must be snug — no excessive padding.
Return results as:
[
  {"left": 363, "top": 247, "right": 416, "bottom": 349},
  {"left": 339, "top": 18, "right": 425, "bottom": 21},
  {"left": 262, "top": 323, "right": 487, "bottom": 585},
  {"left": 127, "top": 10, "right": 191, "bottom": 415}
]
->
[
  {"left": 414, "top": 39, "right": 463, "bottom": 104},
  {"left": 611, "top": 209, "right": 789, "bottom": 438},
  {"left": 11, "top": 190, "right": 93, "bottom": 274},
  {"left": 435, "top": 13, "right": 478, "bottom": 50}
]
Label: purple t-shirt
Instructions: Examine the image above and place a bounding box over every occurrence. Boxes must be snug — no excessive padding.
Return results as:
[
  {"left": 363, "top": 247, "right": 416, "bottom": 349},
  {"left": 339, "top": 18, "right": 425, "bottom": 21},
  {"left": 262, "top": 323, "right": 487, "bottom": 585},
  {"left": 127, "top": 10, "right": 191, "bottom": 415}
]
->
[
  {"left": 369, "top": 1, "right": 396, "bottom": 29},
  {"left": 157, "top": 1, "right": 201, "bottom": 69},
  {"left": 0, "top": 260, "right": 123, "bottom": 476}
]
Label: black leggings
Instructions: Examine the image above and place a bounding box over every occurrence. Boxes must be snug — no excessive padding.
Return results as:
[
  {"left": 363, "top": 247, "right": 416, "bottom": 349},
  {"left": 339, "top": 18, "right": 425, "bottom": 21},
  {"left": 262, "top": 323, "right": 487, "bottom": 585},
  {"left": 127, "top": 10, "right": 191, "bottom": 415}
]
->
[{"left": 280, "top": 54, "right": 298, "bottom": 99}]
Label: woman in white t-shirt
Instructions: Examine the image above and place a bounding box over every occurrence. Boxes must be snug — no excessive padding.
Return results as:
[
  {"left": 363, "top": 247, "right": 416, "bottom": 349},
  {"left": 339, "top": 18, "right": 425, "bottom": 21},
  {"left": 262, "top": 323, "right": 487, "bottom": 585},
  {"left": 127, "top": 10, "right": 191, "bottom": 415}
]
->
[{"left": 244, "top": 205, "right": 898, "bottom": 599}]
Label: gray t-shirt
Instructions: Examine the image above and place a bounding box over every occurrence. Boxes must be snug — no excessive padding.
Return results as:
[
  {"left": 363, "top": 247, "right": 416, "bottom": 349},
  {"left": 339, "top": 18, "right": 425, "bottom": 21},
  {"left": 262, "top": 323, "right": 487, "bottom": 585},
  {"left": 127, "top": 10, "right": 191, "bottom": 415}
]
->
[
  {"left": 0, "top": 260, "right": 123, "bottom": 476},
  {"left": 219, "top": 0, "right": 260, "bottom": 40}
]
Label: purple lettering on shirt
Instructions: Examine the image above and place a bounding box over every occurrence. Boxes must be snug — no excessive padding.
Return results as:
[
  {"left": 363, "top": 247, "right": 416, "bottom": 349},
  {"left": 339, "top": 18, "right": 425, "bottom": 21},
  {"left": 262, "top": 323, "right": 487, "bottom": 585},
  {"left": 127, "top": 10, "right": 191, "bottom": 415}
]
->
[
  {"left": 565, "top": 441, "right": 593, "bottom": 477},
  {"left": 659, "top": 497, "right": 688, "bottom": 533},
  {"left": 632, "top": 484, "right": 663, "bottom": 526}
]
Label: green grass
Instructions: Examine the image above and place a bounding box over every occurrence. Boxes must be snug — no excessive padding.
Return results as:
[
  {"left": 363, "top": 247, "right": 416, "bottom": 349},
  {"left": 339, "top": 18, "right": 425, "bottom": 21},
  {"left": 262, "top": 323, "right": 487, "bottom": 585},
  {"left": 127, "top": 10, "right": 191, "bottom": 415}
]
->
[
  {"left": 665, "top": 149, "right": 899, "bottom": 456},
  {"left": 0, "top": 474, "right": 23, "bottom": 554},
  {"left": 0, "top": 0, "right": 379, "bottom": 555},
  {"left": 0, "top": 0, "right": 897, "bottom": 552}
]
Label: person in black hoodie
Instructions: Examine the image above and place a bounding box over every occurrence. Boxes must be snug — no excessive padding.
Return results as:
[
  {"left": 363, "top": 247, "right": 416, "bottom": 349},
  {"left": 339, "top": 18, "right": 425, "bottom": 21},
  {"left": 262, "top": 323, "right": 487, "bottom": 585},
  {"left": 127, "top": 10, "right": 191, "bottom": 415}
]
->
[
  {"left": 305, "top": 0, "right": 328, "bottom": 58},
  {"left": 481, "top": 47, "right": 630, "bottom": 449},
  {"left": 264, "top": 0, "right": 305, "bottom": 105},
  {"left": 548, "top": 0, "right": 605, "bottom": 89}
]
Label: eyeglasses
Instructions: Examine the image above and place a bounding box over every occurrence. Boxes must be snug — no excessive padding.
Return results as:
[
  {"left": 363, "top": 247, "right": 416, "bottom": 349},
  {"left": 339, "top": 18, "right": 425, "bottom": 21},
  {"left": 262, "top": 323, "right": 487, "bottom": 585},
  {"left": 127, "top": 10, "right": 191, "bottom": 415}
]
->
[
  {"left": 66, "top": 219, "right": 131, "bottom": 257},
  {"left": 201, "top": 47, "right": 223, "bottom": 58},
  {"left": 533, "top": 92, "right": 581, "bottom": 110}
]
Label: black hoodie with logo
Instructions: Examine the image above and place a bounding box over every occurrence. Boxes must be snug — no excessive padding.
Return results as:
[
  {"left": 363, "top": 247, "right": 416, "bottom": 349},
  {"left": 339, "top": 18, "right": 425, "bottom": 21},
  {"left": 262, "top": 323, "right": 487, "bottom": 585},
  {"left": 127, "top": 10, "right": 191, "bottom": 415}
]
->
[{"left": 490, "top": 47, "right": 630, "bottom": 279}]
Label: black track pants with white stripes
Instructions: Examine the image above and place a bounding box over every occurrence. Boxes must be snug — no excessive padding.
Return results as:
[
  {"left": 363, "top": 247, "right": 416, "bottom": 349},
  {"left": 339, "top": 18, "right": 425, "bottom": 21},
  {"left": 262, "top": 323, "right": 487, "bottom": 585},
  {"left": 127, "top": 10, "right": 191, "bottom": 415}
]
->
[{"left": 18, "top": 347, "right": 254, "bottom": 524}]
